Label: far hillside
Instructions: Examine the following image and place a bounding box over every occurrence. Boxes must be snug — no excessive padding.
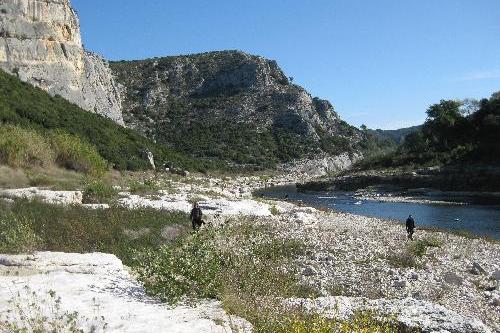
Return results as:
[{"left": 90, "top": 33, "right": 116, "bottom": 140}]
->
[
  {"left": 0, "top": 69, "right": 202, "bottom": 171},
  {"left": 366, "top": 126, "right": 422, "bottom": 144}
]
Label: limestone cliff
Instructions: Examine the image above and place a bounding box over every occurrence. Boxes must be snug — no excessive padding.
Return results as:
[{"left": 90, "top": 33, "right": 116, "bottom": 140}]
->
[
  {"left": 111, "top": 51, "right": 364, "bottom": 168},
  {"left": 0, "top": 0, "right": 123, "bottom": 124}
]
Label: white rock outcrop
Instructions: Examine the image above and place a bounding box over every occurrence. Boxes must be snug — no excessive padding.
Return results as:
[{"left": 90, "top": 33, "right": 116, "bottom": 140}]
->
[
  {"left": 0, "top": 252, "right": 251, "bottom": 333},
  {"left": 0, "top": 187, "right": 82, "bottom": 205},
  {"left": 0, "top": 0, "right": 123, "bottom": 124}
]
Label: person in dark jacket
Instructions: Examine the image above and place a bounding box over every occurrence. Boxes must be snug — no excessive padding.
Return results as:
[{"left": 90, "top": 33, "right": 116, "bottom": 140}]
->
[
  {"left": 190, "top": 202, "right": 204, "bottom": 230},
  {"left": 406, "top": 214, "right": 415, "bottom": 240}
]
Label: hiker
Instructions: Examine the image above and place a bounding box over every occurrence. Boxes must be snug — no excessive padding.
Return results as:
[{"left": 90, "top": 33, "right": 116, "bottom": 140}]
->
[
  {"left": 190, "top": 202, "right": 204, "bottom": 230},
  {"left": 406, "top": 214, "right": 415, "bottom": 240}
]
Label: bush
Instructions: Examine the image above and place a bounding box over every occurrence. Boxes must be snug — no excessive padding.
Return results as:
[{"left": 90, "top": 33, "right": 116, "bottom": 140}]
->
[
  {"left": 0, "top": 213, "right": 42, "bottom": 253},
  {"left": 82, "top": 179, "right": 118, "bottom": 204},
  {"left": 129, "top": 178, "right": 160, "bottom": 195},
  {"left": 0, "top": 124, "right": 54, "bottom": 168},
  {"left": 49, "top": 131, "right": 109, "bottom": 176}
]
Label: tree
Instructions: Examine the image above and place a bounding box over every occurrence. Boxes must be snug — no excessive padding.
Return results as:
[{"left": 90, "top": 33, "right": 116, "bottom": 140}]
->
[
  {"left": 460, "top": 98, "right": 480, "bottom": 116},
  {"left": 360, "top": 124, "right": 367, "bottom": 131},
  {"left": 490, "top": 91, "right": 500, "bottom": 101},
  {"left": 426, "top": 100, "right": 462, "bottom": 127}
]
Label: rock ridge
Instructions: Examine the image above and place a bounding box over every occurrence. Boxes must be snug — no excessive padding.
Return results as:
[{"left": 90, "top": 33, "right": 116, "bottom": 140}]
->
[{"left": 0, "top": 0, "right": 123, "bottom": 124}]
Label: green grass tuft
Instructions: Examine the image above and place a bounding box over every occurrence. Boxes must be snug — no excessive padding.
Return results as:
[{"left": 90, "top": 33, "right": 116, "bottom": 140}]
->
[{"left": 0, "top": 124, "right": 54, "bottom": 168}]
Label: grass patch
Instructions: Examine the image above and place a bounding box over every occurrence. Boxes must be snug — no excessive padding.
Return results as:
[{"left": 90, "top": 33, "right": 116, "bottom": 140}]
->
[
  {"left": 0, "top": 124, "right": 54, "bottom": 168},
  {"left": 250, "top": 310, "right": 400, "bottom": 333},
  {"left": 409, "top": 236, "right": 443, "bottom": 257},
  {"left": 128, "top": 178, "right": 160, "bottom": 195},
  {"left": 270, "top": 204, "right": 279, "bottom": 215},
  {"left": 0, "top": 200, "right": 190, "bottom": 265},
  {"left": 82, "top": 179, "right": 118, "bottom": 204},
  {"left": 386, "top": 250, "right": 420, "bottom": 269},
  {"left": 0, "top": 213, "right": 42, "bottom": 254}
]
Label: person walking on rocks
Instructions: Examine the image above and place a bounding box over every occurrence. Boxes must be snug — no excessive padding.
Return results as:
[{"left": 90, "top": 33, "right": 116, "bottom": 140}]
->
[
  {"left": 406, "top": 214, "right": 415, "bottom": 240},
  {"left": 190, "top": 202, "right": 204, "bottom": 231}
]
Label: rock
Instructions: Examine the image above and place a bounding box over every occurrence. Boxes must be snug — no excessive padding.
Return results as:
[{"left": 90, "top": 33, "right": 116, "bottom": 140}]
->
[
  {"left": 280, "top": 152, "right": 362, "bottom": 177},
  {"left": 491, "top": 269, "right": 500, "bottom": 281},
  {"left": 142, "top": 149, "right": 156, "bottom": 170},
  {"left": 491, "top": 292, "right": 500, "bottom": 307},
  {"left": 161, "top": 225, "right": 184, "bottom": 241},
  {"left": 0, "top": 252, "right": 252, "bottom": 332},
  {"left": 302, "top": 266, "right": 318, "bottom": 276},
  {"left": 444, "top": 271, "right": 463, "bottom": 286},
  {"left": 0, "top": 0, "right": 123, "bottom": 124},
  {"left": 470, "top": 262, "right": 487, "bottom": 275},
  {"left": 393, "top": 280, "right": 407, "bottom": 289},
  {"left": 0, "top": 187, "right": 82, "bottom": 205}
]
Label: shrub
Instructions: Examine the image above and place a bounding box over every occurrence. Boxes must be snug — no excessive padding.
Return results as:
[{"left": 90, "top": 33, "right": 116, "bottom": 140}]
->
[
  {"left": 409, "top": 236, "right": 443, "bottom": 257},
  {"left": 136, "top": 230, "right": 223, "bottom": 303},
  {"left": 49, "top": 131, "right": 109, "bottom": 176},
  {"left": 0, "top": 124, "right": 54, "bottom": 168},
  {"left": 0, "top": 213, "right": 42, "bottom": 253},
  {"left": 386, "top": 250, "right": 419, "bottom": 269},
  {"left": 82, "top": 179, "right": 118, "bottom": 204}
]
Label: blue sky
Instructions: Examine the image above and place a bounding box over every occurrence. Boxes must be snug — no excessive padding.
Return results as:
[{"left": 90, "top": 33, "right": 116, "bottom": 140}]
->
[{"left": 72, "top": 0, "right": 500, "bottom": 129}]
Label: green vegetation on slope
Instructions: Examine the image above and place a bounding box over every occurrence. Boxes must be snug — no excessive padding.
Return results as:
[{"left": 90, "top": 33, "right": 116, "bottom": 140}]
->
[
  {"left": 0, "top": 69, "right": 200, "bottom": 171},
  {"left": 0, "top": 124, "right": 108, "bottom": 176},
  {"left": 357, "top": 92, "right": 500, "bottom": 169}
]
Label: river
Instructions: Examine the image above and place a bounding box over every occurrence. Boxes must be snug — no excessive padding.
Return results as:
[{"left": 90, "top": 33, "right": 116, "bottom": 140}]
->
[{"left": 257, "top": 185, "right": 500, "bottom": 240}]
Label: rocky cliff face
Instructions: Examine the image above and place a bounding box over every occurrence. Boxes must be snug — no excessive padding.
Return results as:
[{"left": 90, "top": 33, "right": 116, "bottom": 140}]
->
[
  {"left": 111, "top": 51, "right": 363, "bottom": 168},
  {"left": 0, "top": 0, "right": 123, "bottom": 124}
]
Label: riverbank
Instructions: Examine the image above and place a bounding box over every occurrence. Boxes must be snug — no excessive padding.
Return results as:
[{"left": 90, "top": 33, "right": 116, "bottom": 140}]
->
[
  {"left": 1, "top": 172, "right": 499, "bottom": 332},
  {"left": 298, "top": 166, "right": 500, "bottom": 193}
]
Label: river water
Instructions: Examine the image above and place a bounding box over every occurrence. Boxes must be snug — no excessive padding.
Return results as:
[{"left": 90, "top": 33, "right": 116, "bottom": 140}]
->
[{"left": 257, "top": 185, "right": 500, "bottom": 240}]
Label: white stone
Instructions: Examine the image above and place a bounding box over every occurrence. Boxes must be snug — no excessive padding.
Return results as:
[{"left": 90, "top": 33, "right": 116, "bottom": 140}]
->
[
  {"left": 0, "top": 187, "right": 82, "bottom": 205},
  {"left": 0, "top": 252, "right": 251, "bottom": 333}
]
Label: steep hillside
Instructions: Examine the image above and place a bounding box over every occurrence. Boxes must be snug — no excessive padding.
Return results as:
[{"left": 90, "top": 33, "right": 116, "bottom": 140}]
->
[
  {"left": 0, "top": 69, "right": 198, "bottom": 171},
  {"left": 0, "top": 0, "right": 123, "bottom": 124},
  {"left": 111, "top": 51, "right": 366, "bottom": 169}
]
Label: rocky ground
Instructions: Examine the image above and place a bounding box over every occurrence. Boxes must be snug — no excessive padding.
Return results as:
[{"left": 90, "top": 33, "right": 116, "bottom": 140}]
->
[{"left": 1, "top": 173, "right": 499, "bottom": 332}]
